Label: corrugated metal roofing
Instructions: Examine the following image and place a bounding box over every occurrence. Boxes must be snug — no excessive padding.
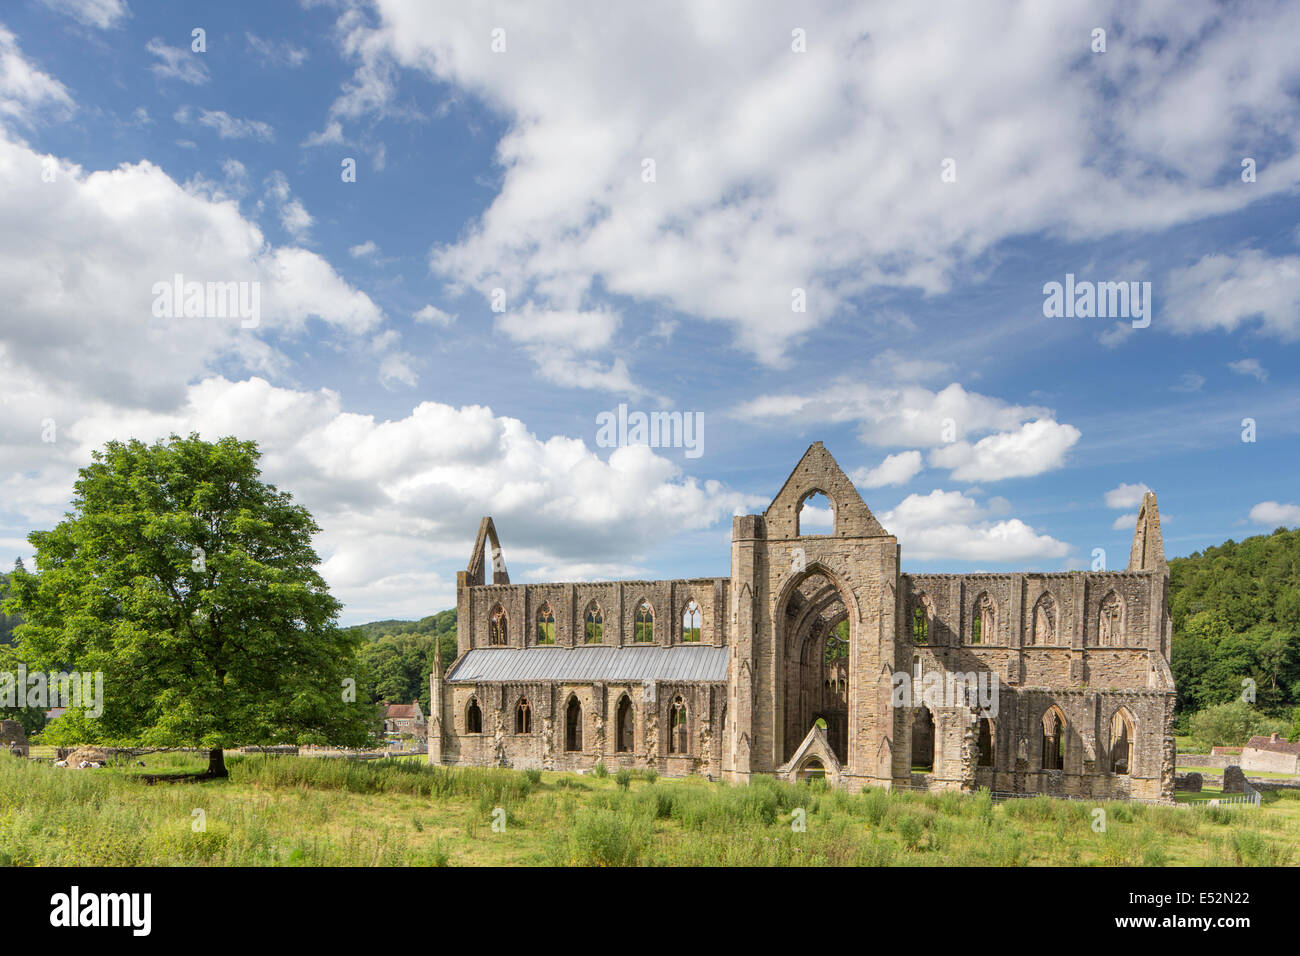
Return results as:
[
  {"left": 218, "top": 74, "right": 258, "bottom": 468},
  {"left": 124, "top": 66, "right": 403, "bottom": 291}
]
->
[{"left": 446, "top": 644, "right": 729, "bottom": 684}]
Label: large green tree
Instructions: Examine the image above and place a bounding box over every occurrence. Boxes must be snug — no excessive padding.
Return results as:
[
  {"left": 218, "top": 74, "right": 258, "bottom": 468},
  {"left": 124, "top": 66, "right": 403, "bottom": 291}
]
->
[{"left": 3, "top": 434, "right": 376, "bottom": 775}]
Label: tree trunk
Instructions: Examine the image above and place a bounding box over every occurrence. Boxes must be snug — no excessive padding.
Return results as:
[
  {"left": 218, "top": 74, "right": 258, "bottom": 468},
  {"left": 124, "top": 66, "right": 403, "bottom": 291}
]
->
[{"left": 207, "top": 747, "right": 228, "bottom": 778}]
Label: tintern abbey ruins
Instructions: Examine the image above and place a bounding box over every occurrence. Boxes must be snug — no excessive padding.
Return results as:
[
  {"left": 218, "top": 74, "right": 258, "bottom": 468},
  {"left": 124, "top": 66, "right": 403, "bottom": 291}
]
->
[{"left": 429, "top": 443, "right": 1176, "bottom": 801}]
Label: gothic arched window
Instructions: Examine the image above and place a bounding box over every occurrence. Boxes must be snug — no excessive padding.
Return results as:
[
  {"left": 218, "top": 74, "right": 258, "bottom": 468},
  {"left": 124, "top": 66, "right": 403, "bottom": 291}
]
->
[
  {"left": 536, "top": 603, "right": 555, "bottom": 645},
  {"left": 584, "top": 602, "right": 604, "bottom": 643},
  {"left": 668, "top": 696, "right": 688, "bottom": 754},
  {"left": 682, "top": 600, "right": 701, "bottom": 642},
  {"left": 488, "top": 605, "right": 508, "bottom": 646},
  {"left": 634, "top": 600, "right": 654, "bottom": 643}
]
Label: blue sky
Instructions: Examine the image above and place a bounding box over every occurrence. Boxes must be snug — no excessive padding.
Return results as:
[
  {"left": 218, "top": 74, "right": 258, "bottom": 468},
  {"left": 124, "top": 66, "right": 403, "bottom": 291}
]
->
[{"left": 1, "top": 0, "right": 1298, "bottom": 624}]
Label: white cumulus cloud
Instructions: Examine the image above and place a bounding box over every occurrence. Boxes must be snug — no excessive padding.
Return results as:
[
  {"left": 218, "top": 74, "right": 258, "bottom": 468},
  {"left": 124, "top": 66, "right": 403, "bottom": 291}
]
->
[
  {"left": 1249, "top": 501, "right": 1300, "bottom": 526},
  {"left": 852, "top": 450, "right": 923, "bottom": 489},
  {"left": 928, "top": 419, "right": 1081, "bottom": 482},
  {"left": 307, "top": 0, "right": 1300, "bottom": 373},
  {"left": 881, "top": 489, "right": 1070, "bottom": 563},
  {"left": 1, "top": 377, "right": 762, "bottom": 622},
  {"left": 1104, "top": 482, "right": 1152, "bottom": 509}
]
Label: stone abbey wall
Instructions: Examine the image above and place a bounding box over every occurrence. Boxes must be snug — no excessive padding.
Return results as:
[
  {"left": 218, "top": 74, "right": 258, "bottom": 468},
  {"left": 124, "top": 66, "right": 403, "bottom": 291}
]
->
[
  {"left": 458, "top": 577, "right": 728, "bottom": 651},
  {"left": 439, "top": 679, "right": 725, "bottom": 775},
  {"left": 430, "top": 443, "right": 1177, "bottom": 801}
]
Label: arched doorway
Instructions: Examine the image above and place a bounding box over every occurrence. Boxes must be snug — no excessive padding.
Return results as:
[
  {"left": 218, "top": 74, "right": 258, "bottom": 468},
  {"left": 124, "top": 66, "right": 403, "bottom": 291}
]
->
[
  {"left": 1110, "top": 708, "right": 1134, "bottom": 774},
  {"left": 615, "top": 695, "right": 634, "bottom": 753},
  {"left": 911, "top": 705, "right": 935, "bottom": 772},
  {"left": 779, "top": 568, "right": 851, "bottom": 766},
  {"left": 797, "top": 758, "right": 826, "bottom": 782},
  {"left": 565, "top": 696, "right": 583, "bottom": 752},
  {"left": 977, "top": 717, "right": 995, "bottom": 768}
]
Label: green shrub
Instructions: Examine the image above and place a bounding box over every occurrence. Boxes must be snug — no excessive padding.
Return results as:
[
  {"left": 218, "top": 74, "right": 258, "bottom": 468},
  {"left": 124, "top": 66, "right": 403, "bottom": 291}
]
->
[
  {"left": 1189, "top": 702, "right": 1280, "bottom": 750},
  {"left": 1142, "top": 843, "right": 1169, "bottom": 866},
  {"left": 420, "top": 839, "right": 450, "bottom": 866},
  {"left": 1229, "top": 828, "right": 1293, "bottom": 865},
  {"left": 896, "top": 812, "right": 924, "bottom": 851},
  {"left": 862, "top": 788, "right": 889, "bottom": 827},
  {"left": 614, "top": 768, "right": 632, "bottom": 790},
  {"left": 592, "top": 761, "right": 609, "bottom": 779},
  {"left": 566, "top": 807, "right": 652, "bottom": 866},
  {"left": 634, "top": 786, "right": 675, "bottom": 819},
  {"left": 1004, "top": 795, "right": 1056, "bottom": 823},
  {"left": 854, "top": 838, "right": 896, "bottom": 866},
  {"left": 1200, "top": 804, "right": 1233, "bottom": 825}
]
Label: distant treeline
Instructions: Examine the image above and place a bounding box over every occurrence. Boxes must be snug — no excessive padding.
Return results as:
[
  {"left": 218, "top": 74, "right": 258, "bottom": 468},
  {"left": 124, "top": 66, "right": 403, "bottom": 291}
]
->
[
  {"left": 345, "top": 610, "right": 458, "bottom": 714},
  {"left": 1169, "top": 526, "right": 1300, "bottom": 737}
]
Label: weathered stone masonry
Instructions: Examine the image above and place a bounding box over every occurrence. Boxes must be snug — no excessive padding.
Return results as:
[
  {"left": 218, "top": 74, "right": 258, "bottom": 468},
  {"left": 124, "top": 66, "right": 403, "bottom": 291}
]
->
[{"left": 430, "top": 443, "right": 1176, "bottom": 800}]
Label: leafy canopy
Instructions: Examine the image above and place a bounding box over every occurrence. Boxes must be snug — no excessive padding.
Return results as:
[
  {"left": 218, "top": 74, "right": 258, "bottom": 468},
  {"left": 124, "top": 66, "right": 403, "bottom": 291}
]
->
[
  {"left": 3, "top": 434, "right": 376, "bottom": 749},
  {"left": 1170, "top": 526, "right": 1300, "bottom": 725}
]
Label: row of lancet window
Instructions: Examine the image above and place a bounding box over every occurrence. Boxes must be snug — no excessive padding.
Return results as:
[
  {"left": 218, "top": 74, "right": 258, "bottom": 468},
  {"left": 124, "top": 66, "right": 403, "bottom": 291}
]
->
[
  {"left": 908, "top": 706, "right": 1135, "bottom": 774},
  {"left": 909, "top": 589, "right": 1130, "bottom": 646},
  {"left": 461, "top": 694, "right": 692, "bottom": 754},
  {"left": 486, "top": 599, "right": 703, "bottom": 646}
]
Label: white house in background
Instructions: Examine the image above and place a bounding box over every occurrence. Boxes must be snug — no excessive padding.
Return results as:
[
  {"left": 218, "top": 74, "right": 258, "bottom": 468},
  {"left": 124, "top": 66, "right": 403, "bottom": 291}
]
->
[{"left": 1241, "top": 733, "right": 1300, "bottom": 774}]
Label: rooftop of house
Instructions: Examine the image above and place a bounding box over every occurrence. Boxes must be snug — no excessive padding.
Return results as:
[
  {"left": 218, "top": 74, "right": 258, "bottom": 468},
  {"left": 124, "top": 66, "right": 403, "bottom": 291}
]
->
[{"left": 1245, "top": 733, "right": 1300, "bottom": 756}]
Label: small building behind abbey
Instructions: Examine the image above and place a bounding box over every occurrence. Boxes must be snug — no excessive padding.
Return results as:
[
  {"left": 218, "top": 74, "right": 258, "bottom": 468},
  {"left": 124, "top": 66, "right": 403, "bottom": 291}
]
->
[{"left": 429, "top": 443, "right": 1176, "bottom": 801}]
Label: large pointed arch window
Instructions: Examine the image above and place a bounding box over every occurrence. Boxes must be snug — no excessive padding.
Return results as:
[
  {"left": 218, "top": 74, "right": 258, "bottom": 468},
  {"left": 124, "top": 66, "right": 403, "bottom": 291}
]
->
[
  {"left": 1042, "top": 707, "right": 1066, "bottom": 771},
  {"left": 536, "top": 603, "right": 555, "bottom": 645},
  {"left": 488, "top": 605, "right": 508, "bottom": 646},
  {"left": 1110, "top": 709, "right": 1134, "bottom": 774},
  {"left": 668, "top": 696, "right": 688, "bottom": 754},
  {"left": 584, "top": 602, "right": 604, "bottom": 644},
  {"left": 971, "top": 593, "right": 996, "bottom": 645},
  {"left": 634, "top": 600, "right": 655, "bottom": 642},
  {"left": 796, "top": 490, "right": 835, "bottom": 536},
  {"left": 1099, "top": 591, "right": 1125, "bottom": 647},
  {"left": 911, "top": 598, "right": 930, "bottom": 644},
  {"left": 515, "top": 697, "right": 532, "bottom": 734},
  {"left": 1032, "top": 592, "right": 1057, "bottom": 645},
  {"left": 682, "top": 600, "right": 701, "bottom": 642}
]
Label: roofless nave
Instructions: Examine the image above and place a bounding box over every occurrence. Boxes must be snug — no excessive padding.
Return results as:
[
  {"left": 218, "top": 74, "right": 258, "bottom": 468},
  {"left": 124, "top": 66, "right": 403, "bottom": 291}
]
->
[{"left": 428, "top": 443, "right": 1175, "bottom": 800}]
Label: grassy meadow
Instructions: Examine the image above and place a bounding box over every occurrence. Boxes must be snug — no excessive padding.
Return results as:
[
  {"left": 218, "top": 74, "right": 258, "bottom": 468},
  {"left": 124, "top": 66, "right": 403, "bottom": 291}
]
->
[{"left": 1, "top": 752, "right": 1297, "bottom": 867}]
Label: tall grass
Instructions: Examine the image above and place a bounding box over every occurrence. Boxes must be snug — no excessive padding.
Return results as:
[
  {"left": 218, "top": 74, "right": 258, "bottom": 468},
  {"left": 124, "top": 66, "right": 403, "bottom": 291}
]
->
[
  {"left": 230, "top": 753, "right": 535, "bottom": 803},
  {"left": 0, "top": 756, "right": 418, "bottom": 865},
  {"left": 3, "top": 755, "right": 1298, "bottom": 867}
]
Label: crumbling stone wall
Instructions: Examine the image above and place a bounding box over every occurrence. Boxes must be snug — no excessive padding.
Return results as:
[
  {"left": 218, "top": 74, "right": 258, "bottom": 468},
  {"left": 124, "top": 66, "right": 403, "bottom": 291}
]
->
[
  {"left": 0, "top": 720, "right": 28, "bottom": 757},
  {"left": 1222, "top": 765, "right": 1248, "bottom": 794},
  {"left": 433, "top": 442, "right": 1176, "bottom": 801}
]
